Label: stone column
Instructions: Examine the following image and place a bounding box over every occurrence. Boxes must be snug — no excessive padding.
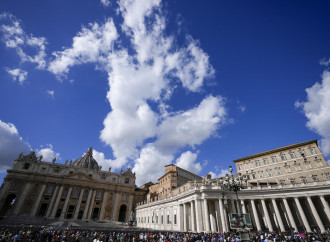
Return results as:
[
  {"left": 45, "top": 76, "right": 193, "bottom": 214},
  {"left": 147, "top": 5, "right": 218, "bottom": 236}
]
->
[
  {"left": 111, "top": 192, "right": 120, "bottom": 221},
  {"left": 282, "top": 198, "right": 297, "bottom": 232},
  {"left": 307, "top": 196, "right": 325, "bottom": 233},
  {"left": 59, "top": 187, "right": 72, "bottom": 220},
  {"left": 241, "top": 199, "right": 247, "bottom": 214},
  {"left": 99, "top": 191, "right": 108, "bottom": 221},
  {"left": 203, "top": 199, "right": 211, "bottom": 232},
  {"left": 231, "top": 199, "right": 237, "bottom": 213},
  {"left": 30, "top": 183, "right": 46, "bottom": 216},
  {"left": 73, "top": 188, "right": 84, "bottom": 220},
  {"left": 183, "top": 203, "right": 187, "bottom": 231},
  {"left": 261, "top": 199, "right": 273, "bottom": 232},
  {"left": 0, "top": 180, "right": 13, "bottom": 209},
  {"left": 87, "top": 190, "right": 96, "bottom": 220},
  {"left": 271, "top": 199, "right": 285, "bottom": 232},
  {"left": 50, "top": 185, "right": 64, "bottom": 218},
  {"left": 179, "top": 204, "right": 183, "bottom": 231},
  {"left": 194, "top": 199, "right": 202, "bottom": 232},
  {"left": 294, "top": 197, "right": 311, "bottom": 232},
  {"left": 219, "top": 198, "right": 227, "bottom": 232},
  {"left": 46, "top": 185, "right": 59, "bottom": 217},
  {"left": 320, "top": 195, "right": 330, "bottom": 221},
  {"left": 126, "top": 193, "right": 134, "bottom": 222},
  {"left": 251, "top": 199, "right": 262, "bottom": 231},
  {"left": 12, "top": 183, "right": 31, "bottom": 215},
  {"left": 190, "top": 201, "right": 195, "bottom": 232},
  {"left": 82, "top": 189, "right": 92, "bottom": 220}
]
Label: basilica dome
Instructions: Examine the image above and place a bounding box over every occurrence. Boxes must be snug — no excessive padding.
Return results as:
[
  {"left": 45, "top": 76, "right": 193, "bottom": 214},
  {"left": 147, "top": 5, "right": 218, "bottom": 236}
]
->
[{"left": 71, "top": 146, "right": 100, "bottom": 170}]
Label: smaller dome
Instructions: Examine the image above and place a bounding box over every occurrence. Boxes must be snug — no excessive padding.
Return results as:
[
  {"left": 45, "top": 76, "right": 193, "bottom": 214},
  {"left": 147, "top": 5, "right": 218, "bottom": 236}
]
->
[{"left": 72, "top": 146, "right": 100, "bottom": 170}]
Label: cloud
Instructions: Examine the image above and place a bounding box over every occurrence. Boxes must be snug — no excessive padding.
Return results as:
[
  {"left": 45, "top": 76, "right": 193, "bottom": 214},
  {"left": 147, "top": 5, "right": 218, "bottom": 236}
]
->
[
  {"left": 5, "top": 67, "right": 27, "bottom": 84},
  {"left": 46, "top": 0, "right": 226, "bottom": 184},
  {"left": 36, "top": 144, "right": 60, "bottom": 162},
  {"left": 0, "top": 120, "right": 31, "bottom": 172},
  {"left": 93, "top": 149, "right": 126, "bottom": 171},
  {"left": 320, "top": 58, "right": 330, "bottom": 67},
  {"left": 175, "top": 151, "right": 202, "bottom": 174},
  {"left": 48, "top": 18, "right": 118, "bottom": 77},
  {"left": 0, "top": 12, "right": 47, "bottom": 69},
  {"left": 132, "top": 144, "right": 173, "bottom": 186},
  {"left": 296, "top": 70, "right": 330, "bottom": 156},
  {"left": 46, "top": 90, "right": 54, "bottom": 99},
  {"left": 101, "top": 0, "right": 111, "bottom": 7},
  {"left": 155, "top": 96, "right": 226, "bottom": 153},
  {"left": 209, "top": 169, "right": 230, "bottom": 179}
]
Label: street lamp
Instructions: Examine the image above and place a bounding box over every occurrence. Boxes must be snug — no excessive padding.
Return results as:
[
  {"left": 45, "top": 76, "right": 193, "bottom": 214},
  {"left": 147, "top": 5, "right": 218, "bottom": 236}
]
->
[{"left": 219, "top": 165, "right": 250, "bottom": 241}]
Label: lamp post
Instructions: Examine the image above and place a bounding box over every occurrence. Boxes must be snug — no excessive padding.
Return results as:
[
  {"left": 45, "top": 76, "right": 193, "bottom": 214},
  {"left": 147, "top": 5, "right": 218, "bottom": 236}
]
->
[{"left": 218, "top": 166, "right": 250, "bottom": 241}]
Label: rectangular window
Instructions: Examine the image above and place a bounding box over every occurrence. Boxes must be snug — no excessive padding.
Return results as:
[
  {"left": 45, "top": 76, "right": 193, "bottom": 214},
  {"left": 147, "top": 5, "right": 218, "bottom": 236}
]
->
[
  {"left": 12, "top": 182, "right": 21, "bottom": 191},
  {"left": 295, "top": 165, "right": 301, "bottom": 171},
  {"left": 275, "top": 168, "right": 281, "bottom": 175},
  {"left": 258, "top": 171, "right": 263, "bottom": 178},
  {"left": 309, "top": 148, "right": 316, "bottom": 155},
  {"left": 95, "top": 191, "right": 102, "bottom": 199},
  {"left": 267, "top": 170, "right": 272, "bottom": 176},
  {"left": 174, "top": 214, "right": 177, "bottom": 224},
  {"left": 161, "top": 215, "right": 163, "bottom": 224},
  {"left": 156, "top": 216, "right": 158, "bottom": 223},
  {"left": 263, "top": 159, "right": 269, "bottom": 165},
  {"left": 281, "top": 155, "right": 287, "bottom": 161},
  {"left": 46, "top": 185, "right": 54, "bottom": 194},
  {"left": 271, "top": 157, "right": 277, "bottom": 163},
  {"left": 72, "top": 188, "right": 80, "bottom": 197},
  {"left": 249, "top": 162, "right": 253, "bottom": 168},
  {"left": 23, "top": 163, "right": 30, "bottom": 169},
  {"left": 167, "top": 215, "right": 170, "bottom": 224},
  {"left": 255, "top": 160, "right": 260, "bottom": 167},
  {"left": 285, "top": 166, "right": 291, "bottom": 173},
  {"left": 290, "top": 153, "right": 296, "bottom": 159}
]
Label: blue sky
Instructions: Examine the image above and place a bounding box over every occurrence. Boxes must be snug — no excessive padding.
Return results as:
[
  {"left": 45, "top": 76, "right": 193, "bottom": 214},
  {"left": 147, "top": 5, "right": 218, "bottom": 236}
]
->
[{"left": 1, "top": 0, "right": 330, "bottom": 186}]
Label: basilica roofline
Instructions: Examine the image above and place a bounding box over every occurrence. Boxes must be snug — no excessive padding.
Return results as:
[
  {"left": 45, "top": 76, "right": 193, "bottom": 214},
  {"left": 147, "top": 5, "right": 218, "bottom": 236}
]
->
[{"left": 233, "top": 139, "right": 318, "bottom": 163}]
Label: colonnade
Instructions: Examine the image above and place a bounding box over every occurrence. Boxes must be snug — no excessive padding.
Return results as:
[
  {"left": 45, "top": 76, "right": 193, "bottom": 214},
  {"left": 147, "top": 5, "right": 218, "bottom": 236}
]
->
[
  {"left": 1, "top": 181, "right": 132, "bottom": 222},
  {"left": 137, "top": 194, "right": 330, "bottom": 233}
]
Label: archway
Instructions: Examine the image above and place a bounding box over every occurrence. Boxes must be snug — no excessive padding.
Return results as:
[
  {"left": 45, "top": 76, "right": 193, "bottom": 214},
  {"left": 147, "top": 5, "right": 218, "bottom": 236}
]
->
[
  {"left": 118, "top": 205, "right": 127, "bottom": 222},
  {"left": 0, "top": 194, "right": 16, "bottom": 216}
]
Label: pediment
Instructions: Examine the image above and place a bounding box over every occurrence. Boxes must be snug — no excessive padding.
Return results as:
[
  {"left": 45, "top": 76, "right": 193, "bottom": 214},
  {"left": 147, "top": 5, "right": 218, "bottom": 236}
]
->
[{"left": 64, "top": 172, "right": 93, "bottom": 181}]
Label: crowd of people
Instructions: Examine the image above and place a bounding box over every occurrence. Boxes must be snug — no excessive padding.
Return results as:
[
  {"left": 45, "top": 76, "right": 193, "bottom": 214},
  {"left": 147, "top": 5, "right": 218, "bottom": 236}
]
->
[{"left": 0, "top": 227, "right": 329, "bottom": 241}]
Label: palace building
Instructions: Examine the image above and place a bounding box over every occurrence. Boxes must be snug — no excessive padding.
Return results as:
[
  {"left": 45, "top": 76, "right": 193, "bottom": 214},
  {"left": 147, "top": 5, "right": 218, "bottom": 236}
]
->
[
  {"left": 135, "top": 140, "right": 330, "bottom": 233},
  {"left": 0, "top": 147, "right": 146, "bottom": 223},
  {"left": 0, "top": 140, "right": 330, "bottom": 232}
]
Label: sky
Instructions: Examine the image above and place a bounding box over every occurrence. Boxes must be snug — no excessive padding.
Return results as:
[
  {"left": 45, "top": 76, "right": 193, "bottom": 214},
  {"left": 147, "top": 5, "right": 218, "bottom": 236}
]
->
[{"left": 0, "top": 0, "right": 330, "bottom": 186}]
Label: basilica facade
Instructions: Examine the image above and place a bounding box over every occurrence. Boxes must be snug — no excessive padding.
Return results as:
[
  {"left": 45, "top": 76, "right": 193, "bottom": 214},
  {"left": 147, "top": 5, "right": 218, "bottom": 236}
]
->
[
  {"left": 0, "top": 147, "right": 146, "bottom": 223},
  {"left": 135, "top": 140, "right": 330, "bottom": 233}
]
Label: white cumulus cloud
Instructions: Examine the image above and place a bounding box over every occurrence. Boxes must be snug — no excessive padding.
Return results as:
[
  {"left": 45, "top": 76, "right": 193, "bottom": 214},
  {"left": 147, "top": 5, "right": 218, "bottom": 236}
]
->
[
  {"left": 132, "top": 144, "right": 173, "bottom": 186},
  {"left": 48, "top": 18, "right": 118, "bottom": 77},
  {"left": 93, "top": 149, "right": 126, "bottom": 171},
  {"left": 0, "top": 120, "right": 31, "bottom": 172},
  {"left": 45, "top": 0, "right": 226, "bottom": 184},
  {"left": 175, "top": 151, "right": 202, "bottom": 174},
  {"left": 0, "top": 12, "right": 47, "bottom": 69},
  {"left": 156, "top": 96, "right": 226, "bottom": 153},
  {"left": 36, "top": 144, "right": 60, "bottom": 162},
  {"left": 208, "top": 169, "right": 230, "bottom": 179},
  {"left": 5, "top": 67, "right": 27, "bottom": 84},
  {"left": 296, "top": 70, "right": 330, "bottom": 156}
]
